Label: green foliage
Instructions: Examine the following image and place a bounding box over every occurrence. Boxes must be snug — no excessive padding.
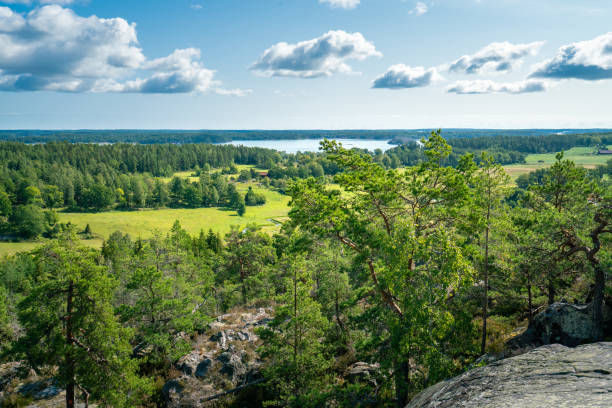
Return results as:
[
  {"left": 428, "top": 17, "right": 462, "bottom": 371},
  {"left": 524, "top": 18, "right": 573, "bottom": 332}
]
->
[
  {"left": 0, "top": 286, "right": 12, "bottom": 352},
  {"left": 42, "top": 184, "right": 64, "bottom": 209},
  {"left": 10, "top": 205, "right": 47, "bottom": 239},
  {"left": 288, "top": 131, "right": 477, "bottom": 404},
  {"left": 117, "top": 223, "right": 214, "bottom": 367},
  {"left": 245, "top": 186, "right": 267, "bottom": 206},
  {"left": 224, "top": 224, "right": 276, "bottom": 305},
  {"left": 0, "top": 188, "right": 11, "bottom": 218},
  {"left": 11, "top": 235, "right": 150, "bottom": 406},
  {"left": 257, "top": 255, "right": 331, "bottom": 406}
]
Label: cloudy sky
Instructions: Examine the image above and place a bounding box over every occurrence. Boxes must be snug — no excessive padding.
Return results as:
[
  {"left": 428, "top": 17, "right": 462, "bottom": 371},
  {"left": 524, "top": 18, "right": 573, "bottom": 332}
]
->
[{"left": 0, "top": 0, "right": 611, "bottom": 129}]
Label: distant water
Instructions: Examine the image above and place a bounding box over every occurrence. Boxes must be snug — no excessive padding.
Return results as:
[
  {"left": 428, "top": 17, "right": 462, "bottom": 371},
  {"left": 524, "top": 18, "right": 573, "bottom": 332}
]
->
[{"left": 223, "top": 139, "right": 396, "bottom": 154}]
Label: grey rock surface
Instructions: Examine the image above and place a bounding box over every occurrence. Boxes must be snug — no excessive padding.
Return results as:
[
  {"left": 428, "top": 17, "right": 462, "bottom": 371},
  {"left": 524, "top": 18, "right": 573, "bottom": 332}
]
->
[
  {"left": 406, "top": 342, "right": 612, "bottom": 408},
  {"left": 162, "top": 306, "right": 271, "bottom": 407},
  {"left": 507, "top": 302, "right": 611, "bottom": 349},
  {"left": 346, "top": 362, "right": 381, "bottom": 387}
]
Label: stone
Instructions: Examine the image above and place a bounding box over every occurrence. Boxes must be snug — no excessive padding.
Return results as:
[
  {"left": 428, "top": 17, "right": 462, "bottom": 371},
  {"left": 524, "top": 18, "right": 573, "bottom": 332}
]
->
[
  {"left": 406, "top": 342, "right": 612, "bottom": 408},
  {"left": 33, "top": 385, "right": 61, "bottom": 399},
  {"left": 346, "top": 362, "right": 381, "bottom": 387},
  {"left": 217, "top": 351, "right": 246, "bottom": 382},
  {"left": 162, "top": 379, "right": 184, "bottom": 408},
  {"left": 178, "top": 352, "right": 203, "bottom": 376},
  {"left": 161, "top": 307, "right": 272, "bottom": 406},
  {"left": 210, "top": 331, "right": 228, "bottom": 349},
  {"left": 507, "top": 302, "right": 611, "bottom": 349},
  {"left": 195, "top": 359, "right": 212, "bottom": 379}
]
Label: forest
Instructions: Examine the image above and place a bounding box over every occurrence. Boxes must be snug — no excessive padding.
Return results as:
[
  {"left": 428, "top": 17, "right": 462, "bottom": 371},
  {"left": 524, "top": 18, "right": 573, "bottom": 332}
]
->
[
  {"left": 0, "top": 129, "right": 608, "bottom": 144},
  {"left": 0, "top": 131, "right": 610, "bottom": 407}
]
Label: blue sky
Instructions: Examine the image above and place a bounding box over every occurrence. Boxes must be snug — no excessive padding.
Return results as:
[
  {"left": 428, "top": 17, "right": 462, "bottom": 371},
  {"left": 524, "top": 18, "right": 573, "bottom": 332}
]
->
[{"left": 0, "top": 0, "right": 611, "bottom": 129}]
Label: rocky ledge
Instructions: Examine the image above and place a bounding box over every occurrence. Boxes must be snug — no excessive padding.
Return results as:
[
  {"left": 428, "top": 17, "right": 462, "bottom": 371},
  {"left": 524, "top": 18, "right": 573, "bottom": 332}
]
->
[
  {"left": 163, "top": 306, "right": 273, "bottom": 407},
  {"left": 406, "top": 342, "right": 612, "bottom": 408}
]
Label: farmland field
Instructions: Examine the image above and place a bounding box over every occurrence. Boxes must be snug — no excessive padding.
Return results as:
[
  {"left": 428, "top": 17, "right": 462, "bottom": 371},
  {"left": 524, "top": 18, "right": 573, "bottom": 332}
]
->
[{"left": 503, "top": 145, "right": 610, "bottom": 182}]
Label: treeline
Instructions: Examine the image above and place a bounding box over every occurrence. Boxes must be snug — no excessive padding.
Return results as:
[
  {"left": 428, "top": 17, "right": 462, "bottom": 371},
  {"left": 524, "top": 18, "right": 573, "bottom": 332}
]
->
[
  {"left": 1, "top": 128, "right": 607, "bottom": 144},
  {"left": 0, "top": 143, "right": 332, "bottom": 238},
  {"left": 0, "top": 142, "right": 283, "bottom": 176},
  {"left": 0, "top": 132, "right": 610, "bottom": 407},
  {"left": 0, "top": 170, "right": 268, "bottom": 238},
  {"left": 384, "top": 131, "right": 612, "bottom": 167},
  {"left": 0, "top": 129, "right": 408, "bottom": 144}
]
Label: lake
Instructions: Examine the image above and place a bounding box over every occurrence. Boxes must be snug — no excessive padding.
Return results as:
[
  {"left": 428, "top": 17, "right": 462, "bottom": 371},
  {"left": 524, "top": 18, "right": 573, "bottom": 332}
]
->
[{"left": 223, "top": 139, "right": 397, "bottom": 154}]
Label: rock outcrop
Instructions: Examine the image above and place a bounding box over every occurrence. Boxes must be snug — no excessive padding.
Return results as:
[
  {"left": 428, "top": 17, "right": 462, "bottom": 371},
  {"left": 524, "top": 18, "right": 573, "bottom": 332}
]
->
[
  {"left": 163, "top": 306, "right": 272, "bottom": 408},
  {"left": 406, "top": 342, "right": 612, "bottom": 408},
  {"left": 0, "top": 362, "right": 77, "bottom": 407},
  {"left": 507, "top": 301, "right": 611, "bottom": 349}
]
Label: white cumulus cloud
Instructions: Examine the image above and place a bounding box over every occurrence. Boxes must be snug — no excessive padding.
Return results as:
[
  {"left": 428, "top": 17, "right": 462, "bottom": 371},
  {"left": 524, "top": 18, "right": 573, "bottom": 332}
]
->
[
  {"left": 106, "top": 48, "right": 217, "bottom": 94},
  {"left": 0, "top": 5, "right": 240, "bottom": 94},
  {"left": 372, "top": 65, "right": 442, "bottom": 89},
  {"left": 251, "top": 30, "right": 382, "bottom": 78},
  {"left": 448, "top": 41, "right": 544, "bottom": 74},
  {"left": 319, "top": 0, "right": 360, "bottom": 10},
  {"left": 446, "top": 79, "right": 550, "bottom": 94},
  {"left": 1, "top": 1, "right": 76, "bottom": 4},
  {"left": 530, "top": 32, "right": 612, "bottom": 80},
  {"left": 410, "top": 2, "right": 428, "bottom": 16},
  {"left": 215, "top": 88, "right": 253, "bottom": 97}
]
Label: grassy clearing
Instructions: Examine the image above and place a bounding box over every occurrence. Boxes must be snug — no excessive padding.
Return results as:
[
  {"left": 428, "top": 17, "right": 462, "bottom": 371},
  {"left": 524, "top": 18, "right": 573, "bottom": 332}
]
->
[
  {"left": 0, "top": 238, "right": 104, "bottom": 257},
  {"left": 158, "top": 165, "right": 267, "bottom": 183},
  {"left": 503, "top": 145, "right": 611, "bottom": 182},
  {"left": 524, "top": 146, "right": 611, "bottom": 166},
  {"left": 0, "top": 182, "right": 289, "bottom": 257},
  {"left": 56, "top": 183, "right": 289, "bottom": 239}
]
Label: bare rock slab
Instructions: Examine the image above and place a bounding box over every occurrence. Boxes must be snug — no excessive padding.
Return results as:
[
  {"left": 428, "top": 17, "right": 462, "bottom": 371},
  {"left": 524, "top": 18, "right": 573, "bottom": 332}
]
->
[{"left": 407, "top": 342, "right": 612, "bottom": 408}]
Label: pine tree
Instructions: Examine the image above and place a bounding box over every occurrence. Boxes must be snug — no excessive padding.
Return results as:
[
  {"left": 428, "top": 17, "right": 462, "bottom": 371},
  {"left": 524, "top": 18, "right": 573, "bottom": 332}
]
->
[
  {"left": 469, "top": 152, "right": 510, "bottom": 354},
  {"left": 288, "top": 132, "right": 476, "bottom": 405},
  {"left": 12, "top": 235, "right": 149, "bottom": 407},
  {"left": 224, "top": 225, "right": 275, "bottom": 304},
  {"left": 257, "top": 255, "right": 331, "bottom": 406}
]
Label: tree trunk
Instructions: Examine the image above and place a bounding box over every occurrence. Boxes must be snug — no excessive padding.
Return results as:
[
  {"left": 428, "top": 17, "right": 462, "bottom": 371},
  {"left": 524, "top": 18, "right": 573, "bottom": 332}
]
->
[
  {"left": 481, "top": 202, "right": 491, "bottom": 355},
  {"left": 527, "top": 280, "right": 533, "bottom": 324},
  {"left": 592, "top": 264, "right": 605, "bottom": 341},
  {"left": 394, "top": 359, "right": 410, "bottom": 408},
  {"left": 292, "top": 266, "right": 299, "bottom": 397},
  {"left": 239, "top": 260, "right": 247, "bottom": 304},
  {"left": 65, "top": 280, "right": 75, "bottom": 408},
  {"left": 547, "top": 278, "right": 555, "bottom": 305},
  {"left": 334, "top": 289, "right": 345, "bottom": 333}
]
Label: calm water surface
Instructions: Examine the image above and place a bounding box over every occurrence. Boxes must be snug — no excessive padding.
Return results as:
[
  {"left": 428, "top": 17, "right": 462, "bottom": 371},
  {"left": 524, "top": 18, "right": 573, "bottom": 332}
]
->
[{"left": 223, "top": 139, "right": 396, "bottom": 154}]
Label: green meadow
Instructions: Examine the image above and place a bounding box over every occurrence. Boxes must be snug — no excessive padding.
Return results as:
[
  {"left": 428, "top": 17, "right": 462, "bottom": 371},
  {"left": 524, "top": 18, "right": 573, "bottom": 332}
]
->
[
  {"left": 504, "top": 145, "right": 611, "bottom": 182},
  {"left": 0, "top": 182, "right": 289, "bottom": 257}
]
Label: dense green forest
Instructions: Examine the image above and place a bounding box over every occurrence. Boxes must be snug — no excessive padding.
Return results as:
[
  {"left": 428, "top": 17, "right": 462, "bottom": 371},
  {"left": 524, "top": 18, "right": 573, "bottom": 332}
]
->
[{"left": 0, "top": 131, "right": 610, "bottom": 407}]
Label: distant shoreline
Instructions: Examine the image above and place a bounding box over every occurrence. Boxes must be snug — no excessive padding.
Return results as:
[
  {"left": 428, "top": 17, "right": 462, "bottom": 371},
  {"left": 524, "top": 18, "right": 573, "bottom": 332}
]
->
[{"left": 0, "top": 129, "right": 610, "bottom": 145}]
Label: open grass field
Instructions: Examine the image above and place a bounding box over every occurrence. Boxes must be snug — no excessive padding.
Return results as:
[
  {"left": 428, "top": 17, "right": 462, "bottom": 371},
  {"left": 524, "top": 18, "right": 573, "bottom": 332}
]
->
[
  {"left": 57, "top": 182, "right": 289, "bottom": 238},
  {"left": 0, "top": 238, "right": 105, "bottom": 258},
  {"left": 524, "top": 146, "right": 611, "bottom": 166},
  {"left": 158, "top": 165, "right": 267, "bottom": 183},
  {"left": 0, "top": 182, "right": 289, "bottom": 257},
  {"left": 503, "top": 145, "right": 611, "bottom": 182}
]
